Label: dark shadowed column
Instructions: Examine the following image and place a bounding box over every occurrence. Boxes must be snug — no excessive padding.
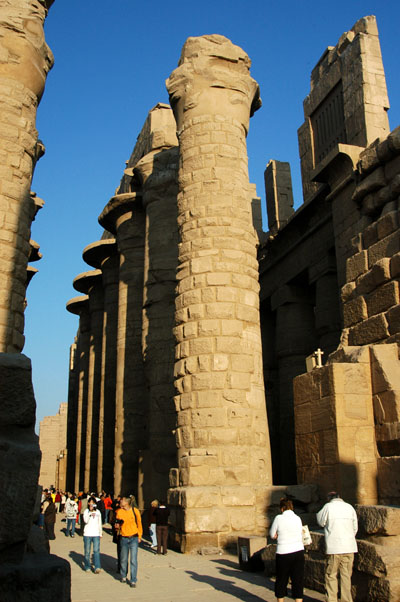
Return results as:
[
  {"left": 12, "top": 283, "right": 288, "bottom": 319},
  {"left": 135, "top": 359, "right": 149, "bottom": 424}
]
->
[
  {"left": 66, "top": 296, "right": 90, "bottom": 493},
  {"left": 99, "top": 193, "right": 146, "bottom": 496},
  {"left": 73, "top": 271, "right": 104, "bottom": 492},
  {"left": 83, "top": 239, "right": 119, "bottom": 493},
  {"left": 135, "top": 134, "right": 179, "bottom": 505}
]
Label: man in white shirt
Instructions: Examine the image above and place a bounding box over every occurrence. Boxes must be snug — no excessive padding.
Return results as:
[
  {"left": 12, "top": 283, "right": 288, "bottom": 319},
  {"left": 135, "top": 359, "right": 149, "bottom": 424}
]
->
[{"left": 316, "top": 492, "right": 358, "bottom": 602}]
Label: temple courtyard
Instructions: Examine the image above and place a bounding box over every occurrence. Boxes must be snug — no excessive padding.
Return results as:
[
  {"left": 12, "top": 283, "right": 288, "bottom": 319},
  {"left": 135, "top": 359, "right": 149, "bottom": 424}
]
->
[{"left": 49, "top": 515, "right": 325, "bottom": 602}]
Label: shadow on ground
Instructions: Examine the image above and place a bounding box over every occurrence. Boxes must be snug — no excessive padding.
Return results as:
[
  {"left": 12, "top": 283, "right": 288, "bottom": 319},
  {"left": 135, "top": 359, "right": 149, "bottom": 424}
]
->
[
  {"left": 186, "top": 569, "right": 266, "bottom": 601},
  {"left": 210, "top": 557, "right": 324, "bottom": 602}
]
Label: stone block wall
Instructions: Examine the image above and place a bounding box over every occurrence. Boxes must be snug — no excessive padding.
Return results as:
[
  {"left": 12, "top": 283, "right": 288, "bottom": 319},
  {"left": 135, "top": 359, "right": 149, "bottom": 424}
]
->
[
  {"left": 38, "top": 402, "right": 67, "bottom": 489},
  {"left": 341, "top": 127, "right": 400, "bottom": 346},
  {"left": 294, "top": 347, "right": 378, "bottom": 505}
]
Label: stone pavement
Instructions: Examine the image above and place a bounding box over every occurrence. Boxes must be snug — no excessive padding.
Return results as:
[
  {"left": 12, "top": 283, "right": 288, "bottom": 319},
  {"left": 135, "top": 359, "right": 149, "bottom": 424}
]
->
[{"left": 49, "top": 515, "right": 325, "bottom": 602}]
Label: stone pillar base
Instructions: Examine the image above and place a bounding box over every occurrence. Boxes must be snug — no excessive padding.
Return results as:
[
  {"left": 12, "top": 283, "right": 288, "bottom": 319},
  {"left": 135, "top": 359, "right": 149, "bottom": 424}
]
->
[{"left": 168, "top": 483, "right": 271, "bottom": 553}]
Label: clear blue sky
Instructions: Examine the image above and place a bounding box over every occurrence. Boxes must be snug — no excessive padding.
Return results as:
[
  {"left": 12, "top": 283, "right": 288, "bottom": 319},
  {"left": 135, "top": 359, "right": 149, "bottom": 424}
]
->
[{"left": 25, "top": 1, "right": 400, "bottom": 430}]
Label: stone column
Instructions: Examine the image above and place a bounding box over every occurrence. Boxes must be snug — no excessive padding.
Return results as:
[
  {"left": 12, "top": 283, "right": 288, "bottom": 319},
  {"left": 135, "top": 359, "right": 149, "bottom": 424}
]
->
[
  {"left": 83, "top": 239, "right": 119, "bottom": 493},
  {"left": 135, "top": 142, "right": 179, "bottom": 505},
  {"left": 0, "top": 0, "right": 54, "bottom": 352},
  {"left": 272, "top": 285, "right": 317, "bottom": 484},
  {"left": 73, "top": 270, "right": 104, "bottom": 492},
  {"left": 99, "top": 193, "right": 146, "bottom": 496},
  {"left": 166, "top": 35, "right": 272, "bottom": 551},
  {"left": 65, "top": 340, "right": 78, "bottom": 492},
  {"left": 66, "top": 295, "right": 90, "bottom": 493}
]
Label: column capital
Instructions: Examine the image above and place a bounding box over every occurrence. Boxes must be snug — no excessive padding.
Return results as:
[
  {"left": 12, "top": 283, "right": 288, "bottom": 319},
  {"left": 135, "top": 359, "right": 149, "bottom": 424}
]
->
[
  {"left": 98, "top": 192, "right": 142, "bottom": 234},
  {"left": 82, "top": 238, "right": 117, "bottom": 269},
  {"left": 166, "top": 34, "right": 261, "bottom": 134},
  {"left": 66, "top": 295, "right": 89, "bottom": 316},
  {"left": 72, "top": 270, "right": 102, "bottom": 295}
]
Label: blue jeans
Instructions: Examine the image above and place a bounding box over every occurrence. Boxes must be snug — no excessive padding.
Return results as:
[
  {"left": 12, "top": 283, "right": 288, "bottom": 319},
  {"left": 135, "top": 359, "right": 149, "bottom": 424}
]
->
[
  {"left": 83, "top": 536, "right": 101, "bottom": 571},
  {"left": 105, "top": 509, "right": 109, "bottom": 524},
  {"left": 120, "top": 535, "right": 139, "bottom": 583},
  {"left": 66, "top": 518, "right": 76, "bottom": 536}
]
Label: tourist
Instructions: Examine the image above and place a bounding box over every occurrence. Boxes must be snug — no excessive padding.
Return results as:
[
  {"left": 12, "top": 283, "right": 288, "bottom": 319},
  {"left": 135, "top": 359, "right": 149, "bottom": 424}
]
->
[
  {"left": 104, "top": 492, "right": 113, "bottom": 524},
  {"left": 115, "top": 496, "right": 143, "bottom": 587},
  {"left": 316, "top": 492, "right": 358, "bottom": 602},
  {"left": 54, "top": 490, "right": 61, "bottom": 512},
  {"left": 43, "top": 494, "right": 57, "bottom": 541},
  {"left": 154, "top": 500, "right": 170, "bottom": 555},
  {"left": 148, "top": 499, "right": 158, "bottom": 550},
  {"left": 64, "top": 493, "right": 78, "bottom": 537},
  {"left": 82, "top": 496, "right": 102, "bottom": 573},
  {"left": 269, "top": 497, "right": 304, "bottom": 602}
]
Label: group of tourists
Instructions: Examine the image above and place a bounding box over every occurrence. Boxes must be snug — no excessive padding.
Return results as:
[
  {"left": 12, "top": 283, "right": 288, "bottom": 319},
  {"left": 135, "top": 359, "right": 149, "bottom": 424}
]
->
[
  {"left": 38, "top": 489, "right": 170, "bottom": 588},
  {"left": 270, "top": 492, "right": 358, "bottom": 602},
  {"left": 39, "top": 487, "right": 357, "bottom": 600}
]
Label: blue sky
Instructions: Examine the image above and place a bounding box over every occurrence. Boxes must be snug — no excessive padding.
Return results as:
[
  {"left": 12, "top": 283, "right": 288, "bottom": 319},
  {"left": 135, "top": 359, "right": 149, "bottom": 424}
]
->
[{"left": 26, "top": 1, "right": 400, "bottom": 430}]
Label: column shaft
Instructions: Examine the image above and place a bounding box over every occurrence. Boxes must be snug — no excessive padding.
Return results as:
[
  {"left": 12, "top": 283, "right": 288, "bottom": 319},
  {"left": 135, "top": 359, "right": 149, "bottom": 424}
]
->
[{"left": 166, "top": 35, "right": 272, "bottom": 550}]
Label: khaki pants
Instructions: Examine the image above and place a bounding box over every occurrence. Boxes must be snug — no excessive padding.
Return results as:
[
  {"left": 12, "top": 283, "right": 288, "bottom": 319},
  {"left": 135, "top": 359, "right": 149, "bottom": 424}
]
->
[{"left": 325, "top": 553, "right": 354, "bottom": 602}]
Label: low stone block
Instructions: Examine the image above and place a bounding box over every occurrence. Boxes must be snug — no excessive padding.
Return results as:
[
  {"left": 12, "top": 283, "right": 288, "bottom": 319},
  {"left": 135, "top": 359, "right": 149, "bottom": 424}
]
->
[
  {"left": 346, "top": 250, "right": 368, "bottom": 282},
  {"left": 238, "top": 535, "right": 266, "bottom": 571},
  {"left": 366, "top": 281, "right": 400, "bottom": 317},
  {"left": 368, "top": 231, "right": 400, "bottom": 268},
  {"left": 184, "top": 506, "right": 230, "bottom": 533},
  {"left": 329, "top": 345, "right": 370, "bottom": 364},
  {"left": 348, "top": 313, "right": 389, "bottom": 345},
  {"left": 357, "top": 505, "right": 400, "bottom": 536},
  {"left": 0, "top": 354, "right": 36, "bottom": 427},
  {"left": 343, "top": 296, "right": 368, "bottom": 327},
  {"left": 356, "top": 258, "right": 391, "bottom": 295},
  {"left": 387, "top": 304, "right": 400, "bottom": 335},
  {"left": 376, "top": 211, "right": 398, "bottom": 240},
  {"left": 180, "top": 486, "right": 221, "bottom": 508},
  {"left": 377, "top": 457, "right": 400, "bottom": 505},
  {"left": 370, "top": 344, "right": 400, "bottom": 393}
]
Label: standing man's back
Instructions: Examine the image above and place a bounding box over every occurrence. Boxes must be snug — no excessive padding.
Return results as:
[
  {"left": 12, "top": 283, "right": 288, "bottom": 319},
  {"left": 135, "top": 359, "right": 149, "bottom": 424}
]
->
[{"left": 317, "top": 492, "right": 357, "bottom": 602}]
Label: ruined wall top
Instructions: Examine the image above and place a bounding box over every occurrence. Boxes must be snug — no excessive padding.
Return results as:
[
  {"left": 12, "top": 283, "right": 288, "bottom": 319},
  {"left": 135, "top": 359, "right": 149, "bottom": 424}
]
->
[
  {"left": 298, "top": 15, "right": 390, "bottom": 202},
  {"left": 166, "top": 34, "right": 261, "bottom": 134}
]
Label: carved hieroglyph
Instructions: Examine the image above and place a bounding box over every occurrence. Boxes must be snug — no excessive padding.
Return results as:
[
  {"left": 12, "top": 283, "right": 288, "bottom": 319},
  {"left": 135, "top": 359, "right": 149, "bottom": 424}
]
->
[{"left": 166, "top": 35, "right": 272, "bottom": 550}]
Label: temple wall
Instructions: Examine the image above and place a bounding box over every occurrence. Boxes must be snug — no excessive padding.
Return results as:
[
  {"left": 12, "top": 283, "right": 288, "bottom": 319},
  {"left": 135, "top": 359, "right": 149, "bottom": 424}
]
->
[{"left": 38, "top": 402, "right": 67, "bottom": 489}]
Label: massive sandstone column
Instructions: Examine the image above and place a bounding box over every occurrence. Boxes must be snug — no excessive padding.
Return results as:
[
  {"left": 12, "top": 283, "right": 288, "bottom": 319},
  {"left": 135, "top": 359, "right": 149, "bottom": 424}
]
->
[
  {"left": 66, "top": 295, "right": 90, "bottom": 493},
  {"left": 135, "top": 146, "right": 179, "bottom": 505},
  {"left": 166, "top": 35, "right": 272, "bottom": 551},
  {"left": 99, "top": 192, "right": 146, "bottom": 496},
  {"left": 73, "top": 270, "right": 104, "bottom": 492},
  {"left": 0, "top": 0, "right": 54, "bottom": 352},
  {"left": 83, "top": 239, "right": 119, "bottom": 493}
]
